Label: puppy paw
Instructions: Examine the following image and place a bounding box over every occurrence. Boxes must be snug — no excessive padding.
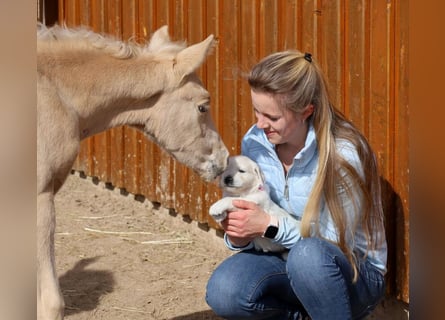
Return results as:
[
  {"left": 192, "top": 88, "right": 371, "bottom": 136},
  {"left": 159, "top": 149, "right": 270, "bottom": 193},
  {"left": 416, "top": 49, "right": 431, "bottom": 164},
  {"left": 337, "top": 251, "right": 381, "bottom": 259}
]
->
[
  {"left": 209, "top": 211, "right": 227, "bottom": 223},
  {"left": 209, "top": 206, "right": 227, "bottom": 222},
  {"left": 209, "top": 199, "right": 233, "bottom": 222}
]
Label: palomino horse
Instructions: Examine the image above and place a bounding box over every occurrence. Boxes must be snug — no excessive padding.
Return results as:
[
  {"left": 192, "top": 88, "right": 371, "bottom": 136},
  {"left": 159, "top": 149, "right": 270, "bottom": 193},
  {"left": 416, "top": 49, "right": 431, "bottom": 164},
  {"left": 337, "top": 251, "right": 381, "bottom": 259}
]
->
[{"left": 37, "top": 24, "right": 229, "bottom": 320}]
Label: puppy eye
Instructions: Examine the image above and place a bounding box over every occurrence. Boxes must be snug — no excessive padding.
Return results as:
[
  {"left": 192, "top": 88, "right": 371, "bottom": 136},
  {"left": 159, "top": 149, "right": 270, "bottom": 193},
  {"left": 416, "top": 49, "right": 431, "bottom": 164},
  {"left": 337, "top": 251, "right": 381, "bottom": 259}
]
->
[
  {"left": 197, "top": 104, "right": 208, "bottom": 113},
  {"left": 238, "top": 169, "right": 245, "bottom": 173}
]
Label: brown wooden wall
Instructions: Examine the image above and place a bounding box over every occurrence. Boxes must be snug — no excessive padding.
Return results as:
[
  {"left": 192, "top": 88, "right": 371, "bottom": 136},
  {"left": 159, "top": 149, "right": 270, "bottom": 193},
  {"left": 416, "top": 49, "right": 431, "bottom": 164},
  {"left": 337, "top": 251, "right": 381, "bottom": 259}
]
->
[{"left": 48, "top": 0, "right": 409, "bottom": 303}]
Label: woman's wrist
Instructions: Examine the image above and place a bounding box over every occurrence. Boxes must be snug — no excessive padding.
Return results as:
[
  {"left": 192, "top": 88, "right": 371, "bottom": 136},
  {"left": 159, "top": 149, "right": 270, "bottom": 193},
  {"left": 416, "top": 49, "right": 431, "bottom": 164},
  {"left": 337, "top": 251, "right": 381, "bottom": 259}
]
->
[{"left": 227, "top": 236, "right": 251, "bottom": 248}]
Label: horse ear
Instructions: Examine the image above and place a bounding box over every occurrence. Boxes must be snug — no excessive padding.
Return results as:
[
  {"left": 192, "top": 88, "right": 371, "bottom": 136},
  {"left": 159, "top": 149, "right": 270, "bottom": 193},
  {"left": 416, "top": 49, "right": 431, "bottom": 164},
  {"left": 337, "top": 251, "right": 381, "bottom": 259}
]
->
[
  {"left": 147, "top": 25, "right": 170, "bottom": 52},
  {"left": 174, "top": 34, "right": 215, "bottom": 76}
]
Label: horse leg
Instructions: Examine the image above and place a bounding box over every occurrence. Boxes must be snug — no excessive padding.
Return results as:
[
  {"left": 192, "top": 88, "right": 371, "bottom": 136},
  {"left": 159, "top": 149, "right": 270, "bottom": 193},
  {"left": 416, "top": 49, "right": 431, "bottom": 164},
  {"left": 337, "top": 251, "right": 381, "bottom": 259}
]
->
[{"left": 37, "top": 188, "right": 64, "bottom": 320}]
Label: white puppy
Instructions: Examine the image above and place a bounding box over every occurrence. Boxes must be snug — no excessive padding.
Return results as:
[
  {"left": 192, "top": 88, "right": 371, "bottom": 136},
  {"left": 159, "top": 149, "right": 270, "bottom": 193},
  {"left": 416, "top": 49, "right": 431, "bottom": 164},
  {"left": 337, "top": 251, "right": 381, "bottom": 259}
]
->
[{"left": 209, "top": 155, "right": 292, "bottom": 253}]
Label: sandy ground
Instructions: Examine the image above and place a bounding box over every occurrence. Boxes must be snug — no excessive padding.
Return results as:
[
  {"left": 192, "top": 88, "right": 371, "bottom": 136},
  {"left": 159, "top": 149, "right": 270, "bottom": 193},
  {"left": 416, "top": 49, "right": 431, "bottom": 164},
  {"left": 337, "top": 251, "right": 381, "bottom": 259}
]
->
[{"left": 54, "top": 172, "right": 232, "bottom": 320}]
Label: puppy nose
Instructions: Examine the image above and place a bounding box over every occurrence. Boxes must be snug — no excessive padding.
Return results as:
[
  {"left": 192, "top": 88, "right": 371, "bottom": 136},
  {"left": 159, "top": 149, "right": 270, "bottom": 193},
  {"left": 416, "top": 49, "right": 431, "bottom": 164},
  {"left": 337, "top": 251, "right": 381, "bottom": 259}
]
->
[{"left": 224, "top": 176, "right": 233, "bottom": 185}]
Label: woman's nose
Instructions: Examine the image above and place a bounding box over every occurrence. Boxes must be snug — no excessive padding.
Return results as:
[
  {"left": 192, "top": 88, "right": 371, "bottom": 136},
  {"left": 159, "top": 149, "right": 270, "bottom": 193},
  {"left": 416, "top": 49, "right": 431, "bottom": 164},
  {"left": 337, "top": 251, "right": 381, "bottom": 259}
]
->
[{"left": 256, "top": 115, "right": 268, "bottom": 129}]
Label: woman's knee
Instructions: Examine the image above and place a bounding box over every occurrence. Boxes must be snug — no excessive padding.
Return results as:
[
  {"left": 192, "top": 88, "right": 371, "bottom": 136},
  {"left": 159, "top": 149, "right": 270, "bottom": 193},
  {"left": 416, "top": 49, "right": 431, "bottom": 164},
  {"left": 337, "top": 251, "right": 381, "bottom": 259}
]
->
[
  {"left": 206, "top": 252, "right": 287, "bottom": 317},
  {"left": 206, "top": 270, "right": 231, "bottom": 308},
  {"left": 205, "top": 264, "right": 247, "bottom": 316},
  {"left": 287, "top": 238, "right": 346, "bottom": 278},
  {"left": 288, "top": 238, "right": 326, "bottom": 263}
]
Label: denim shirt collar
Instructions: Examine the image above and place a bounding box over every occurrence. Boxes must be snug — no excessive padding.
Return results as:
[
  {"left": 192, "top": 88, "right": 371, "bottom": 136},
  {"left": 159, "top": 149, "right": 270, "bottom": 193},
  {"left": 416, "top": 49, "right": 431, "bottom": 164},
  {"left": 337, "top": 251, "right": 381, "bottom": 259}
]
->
[{"left": 292, "top": 123, "right": 317, "bottom": 168}]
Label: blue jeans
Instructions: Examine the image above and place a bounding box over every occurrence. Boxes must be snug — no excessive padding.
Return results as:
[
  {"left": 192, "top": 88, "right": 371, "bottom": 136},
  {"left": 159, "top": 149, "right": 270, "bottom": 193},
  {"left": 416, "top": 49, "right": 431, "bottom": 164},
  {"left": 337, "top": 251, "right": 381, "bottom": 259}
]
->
[{"left": 206, "top": 238, "right": 385, "bottom": 320}]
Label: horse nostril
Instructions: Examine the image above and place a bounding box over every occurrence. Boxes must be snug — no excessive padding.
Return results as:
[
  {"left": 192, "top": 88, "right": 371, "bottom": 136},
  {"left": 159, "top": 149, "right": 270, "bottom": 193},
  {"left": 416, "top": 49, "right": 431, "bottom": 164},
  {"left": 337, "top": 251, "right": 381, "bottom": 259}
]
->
[{"left": 224, "top": 176, "right": 233, "bottom": 185}]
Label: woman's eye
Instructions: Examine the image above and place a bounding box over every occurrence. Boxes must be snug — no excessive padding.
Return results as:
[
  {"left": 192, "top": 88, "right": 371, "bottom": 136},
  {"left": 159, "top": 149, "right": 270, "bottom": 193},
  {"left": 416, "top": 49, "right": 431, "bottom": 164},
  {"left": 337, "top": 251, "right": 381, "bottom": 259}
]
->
[{"left": 197, "top": 104, "right": 207, "bottom": 113}]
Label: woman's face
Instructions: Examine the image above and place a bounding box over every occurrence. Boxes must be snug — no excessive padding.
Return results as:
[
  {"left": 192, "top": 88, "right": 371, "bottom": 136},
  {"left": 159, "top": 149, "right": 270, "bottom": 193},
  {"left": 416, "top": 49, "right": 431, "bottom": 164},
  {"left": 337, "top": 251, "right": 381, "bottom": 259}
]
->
[{"left": 251, "top": 90, "right": 307, "bottom": 145}]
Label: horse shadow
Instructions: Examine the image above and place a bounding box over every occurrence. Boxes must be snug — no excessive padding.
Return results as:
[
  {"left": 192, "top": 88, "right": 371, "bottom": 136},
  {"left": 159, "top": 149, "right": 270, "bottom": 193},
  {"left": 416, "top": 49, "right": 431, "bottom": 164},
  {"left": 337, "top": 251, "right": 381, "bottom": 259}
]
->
[
  {"left": 58, "top": 257, "right": 221, "bottom": 319},
  {"left": 58, "top": 257, "right": 114, "bottom": 316}
]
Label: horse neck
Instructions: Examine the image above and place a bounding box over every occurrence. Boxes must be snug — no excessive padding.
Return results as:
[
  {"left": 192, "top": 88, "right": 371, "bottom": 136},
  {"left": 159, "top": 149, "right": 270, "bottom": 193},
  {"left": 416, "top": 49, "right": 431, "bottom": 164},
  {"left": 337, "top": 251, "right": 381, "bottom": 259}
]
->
[
  {"left": 79, "top": 95, "right": 159, "bottom": 139},
  {"left": 55, "top": 53, "right": 170, "bottom": 138}
]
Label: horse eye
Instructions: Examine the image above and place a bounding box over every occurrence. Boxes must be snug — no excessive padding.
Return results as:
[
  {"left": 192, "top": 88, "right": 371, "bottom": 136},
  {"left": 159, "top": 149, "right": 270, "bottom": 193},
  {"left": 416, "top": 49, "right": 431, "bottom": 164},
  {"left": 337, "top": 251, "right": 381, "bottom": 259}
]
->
[{"left": 197, "top": 104, "right": 207, "bottom": 113}]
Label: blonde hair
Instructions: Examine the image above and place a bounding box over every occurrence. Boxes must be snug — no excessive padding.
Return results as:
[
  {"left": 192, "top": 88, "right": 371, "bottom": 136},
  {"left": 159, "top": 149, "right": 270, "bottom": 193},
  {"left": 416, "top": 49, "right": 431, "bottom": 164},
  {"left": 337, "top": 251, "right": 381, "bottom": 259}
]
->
[{"left": 248, "top": 50, "right": 385, "bottom": 282}]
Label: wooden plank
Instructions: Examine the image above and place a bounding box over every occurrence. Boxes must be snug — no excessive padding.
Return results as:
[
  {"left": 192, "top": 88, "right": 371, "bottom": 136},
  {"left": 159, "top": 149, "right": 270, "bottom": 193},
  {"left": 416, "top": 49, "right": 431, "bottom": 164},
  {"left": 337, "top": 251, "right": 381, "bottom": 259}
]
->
[
  {"left": 78, "top": 0, "right": 91, "bottom": 25},
  {"left": 123, "top": 126, "right": 142, "bottom": 195},
  {"left": 393, "top": 0, "right": 409, "bottom": 303},
  {"left": 171, "top": 0, "right": 185, "bottom": 39},
  {"left": 90, "top": 0, "right": 107, "bottom": 32},
  {"left": 319, "top": 0, "right": 344, "bottom": 112},
  {"left": 41, "top": 0, "right": 59, "bottom": 25},
  {"left": 57, "top": 0, "right": 65, "bottom": 23},
  {"left": 155, "top": 0, "right": 169, "bottom": 28},
  {"left": 184, "top": 0, "right": 206, "bottom": 222},
  {"left": 204, "top": 0, "right": 224, "bottom": 228},
  {"left": 300, "top": 0, "right": 317, "bottom": 56},
  {"left": 163, "top": 0, "right": 176, "bottom": 208},
  {"left": 152, "top": 0, "right": 175, "bottom": 208},
  {"left": 78, "top": 0, "right": 101, "bottom": 180},
  {"left": 168, "top": 0, "right": 184, "bottom": 213},
  {"left": 154, "top": 148, "right": 174, "bottom": 209},
  {"left": 109, "top": 128, "right": 125, "bottom": 188},
  {"left": 122, "top": 0, "right": 138, "bottom": 38},
  {"left": 258, "top": 0, "right": 278, "bottom": 57},
  {"left": 368, "top": 0, "right": 393, "bottom": 180},
  {"left": 137, "top": 0, "right": 158, "bottom": 202},
  {"left": 89, "top": 0, "right": 110, "bottom": 182},
  {"left": 140, "top": 139, "right": 159, "bottom": 203},
  {"left": 61, "top": 0, "right": 80, "bottom": 26},
  {"left": 239, "top": 0, "right": 259, "bottom": 133},
  {"left": 121, "top": 0, "right": 141, "bottom": 195},
  {"left": 277, "top": 0, "right": 299, "bottom": 50},
  {"left": 172, "top": 161, "right": 191, "bottom": 219},
  {"left": 138, "top": 0, "right": 154, "bottom": 41},
  {"left": 218, "top": 0, "right": 240, "bottom": 154},
  {"left": 344, "top": 0, "right": 368, "bottom": 132},
  {"left": 367, "top": 0, "right": 399, "bottom": 301},
  {"left": 107, "top": 1, "right": 125, "bottom": 188},
  {"left": 214, "top": 0, "right": 241, "bottom": 224}
]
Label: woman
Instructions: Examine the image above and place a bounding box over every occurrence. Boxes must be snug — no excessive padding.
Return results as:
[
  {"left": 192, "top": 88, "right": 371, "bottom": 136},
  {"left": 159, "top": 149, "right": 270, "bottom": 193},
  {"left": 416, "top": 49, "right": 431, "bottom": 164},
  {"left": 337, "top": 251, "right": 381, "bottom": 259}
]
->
[{"left": 206, "top": 51, "right": 387, "bottom": 319}]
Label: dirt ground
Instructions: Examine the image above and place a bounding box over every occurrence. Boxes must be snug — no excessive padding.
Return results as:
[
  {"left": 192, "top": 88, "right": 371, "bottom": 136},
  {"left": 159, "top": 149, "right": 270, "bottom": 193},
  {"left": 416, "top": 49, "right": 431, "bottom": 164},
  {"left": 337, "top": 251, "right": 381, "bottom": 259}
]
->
[{"left": 54, "top": 172, "right": 232, "bottom": 320}]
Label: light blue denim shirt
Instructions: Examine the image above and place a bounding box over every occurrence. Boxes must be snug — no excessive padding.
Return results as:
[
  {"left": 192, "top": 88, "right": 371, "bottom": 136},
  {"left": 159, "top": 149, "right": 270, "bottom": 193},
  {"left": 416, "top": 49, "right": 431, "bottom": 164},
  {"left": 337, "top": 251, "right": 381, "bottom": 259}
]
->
[{"left": 224, "top": 123, "right": 387, "bottom": 275}]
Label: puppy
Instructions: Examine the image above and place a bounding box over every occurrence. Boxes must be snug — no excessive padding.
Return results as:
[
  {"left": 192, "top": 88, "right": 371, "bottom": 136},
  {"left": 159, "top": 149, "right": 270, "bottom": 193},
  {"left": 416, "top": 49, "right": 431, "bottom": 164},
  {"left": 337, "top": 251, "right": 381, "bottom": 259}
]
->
[{"left": 209, "top": 155, "right": 292, "bottom": 254}]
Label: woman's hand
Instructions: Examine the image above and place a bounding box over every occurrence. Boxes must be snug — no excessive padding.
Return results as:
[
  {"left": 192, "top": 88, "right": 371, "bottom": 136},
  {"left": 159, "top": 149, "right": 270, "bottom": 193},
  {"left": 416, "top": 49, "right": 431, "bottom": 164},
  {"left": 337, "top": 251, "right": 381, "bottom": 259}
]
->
[{"left": 221, "top": 199, "right": 270, "bottom": 247}]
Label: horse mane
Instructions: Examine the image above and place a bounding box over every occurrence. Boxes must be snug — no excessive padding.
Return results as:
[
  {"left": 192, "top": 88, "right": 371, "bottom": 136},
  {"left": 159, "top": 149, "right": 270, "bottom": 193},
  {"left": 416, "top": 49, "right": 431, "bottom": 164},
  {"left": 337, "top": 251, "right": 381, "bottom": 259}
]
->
[{"left": 37, "top": 23, "right": 187, "bottom": 59}]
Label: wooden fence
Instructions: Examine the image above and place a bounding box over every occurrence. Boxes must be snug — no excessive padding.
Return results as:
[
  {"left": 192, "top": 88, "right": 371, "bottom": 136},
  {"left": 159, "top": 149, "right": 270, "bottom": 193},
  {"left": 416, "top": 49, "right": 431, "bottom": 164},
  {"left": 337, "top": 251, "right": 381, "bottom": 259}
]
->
[{"left": 41, "top": 0, "right": 409, "bottom": 304}]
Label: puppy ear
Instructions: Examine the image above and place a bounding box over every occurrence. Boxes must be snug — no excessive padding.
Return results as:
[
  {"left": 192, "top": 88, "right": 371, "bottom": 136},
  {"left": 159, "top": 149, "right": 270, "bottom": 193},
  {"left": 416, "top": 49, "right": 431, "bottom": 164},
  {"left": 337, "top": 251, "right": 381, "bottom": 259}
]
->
[{"left": 254, "top": 166, "right": 266, "bottom": 185}]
